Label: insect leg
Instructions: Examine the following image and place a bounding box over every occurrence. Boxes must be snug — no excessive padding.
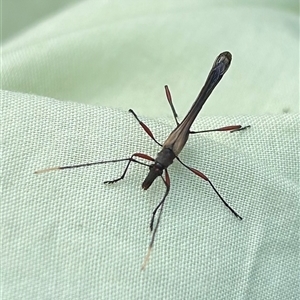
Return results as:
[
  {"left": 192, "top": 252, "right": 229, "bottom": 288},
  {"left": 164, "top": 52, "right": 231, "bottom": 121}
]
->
[
  {"left": 190, "top": 125, "right": 250, "bottom": 134},
  {"left": 176, "top": 156, "right": 242, "bottom": 220},
  {"left": 142, "top": 169, "right": 170, "bottom": 270},
  {"left": 164, "top": 85, "right": 180, "bottom": 126},
  {"left": 104, "top": 153, "right": 155, "bottom": 184},
  {"left": 128, "top": 109, "right": 162, "bottom": 147}
]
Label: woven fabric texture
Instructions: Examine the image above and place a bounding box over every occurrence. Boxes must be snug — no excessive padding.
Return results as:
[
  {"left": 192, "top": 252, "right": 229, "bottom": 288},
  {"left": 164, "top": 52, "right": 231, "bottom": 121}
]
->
[
  {"left": 2, "top": 91, "right": 299, "bottom": 299},
  {"left": 2, "top": 1, "right": 299, "bottom": 299}
]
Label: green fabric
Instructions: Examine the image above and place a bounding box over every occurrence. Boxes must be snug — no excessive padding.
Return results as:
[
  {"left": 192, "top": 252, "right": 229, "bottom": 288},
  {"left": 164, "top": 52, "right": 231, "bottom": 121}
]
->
[{"left": 2, "top": 1, "right": 299, "bottom": 299}]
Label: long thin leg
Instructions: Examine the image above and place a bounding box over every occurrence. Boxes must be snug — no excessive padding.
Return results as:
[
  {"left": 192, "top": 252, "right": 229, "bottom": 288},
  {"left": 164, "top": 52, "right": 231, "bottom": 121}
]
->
[
  {"left": 175, "top": 156, "right": 242, "bottom": 220},
  {"left": 104, "top": 153, "right": 155, "bottom": 184},
  {"left": 141, "top": 169, "right": 170, "bottom": 270},
  {"left": 128, "top": 109, "right": 163, "bottom": 147},
  {"left": 34, "top": 153, "right": 152, "bottom": 175},
  {"left": 189, "top": 125, "right": 250, "bottom": 134},
  {"left": 164, "top": 85, "right": 180, "bottom": 126},
  {"left": 149, "top": 170, "right": 171, "bottom": 232},
  {"left": 229, "top": 125, "right": 251, "bottom": 133}
]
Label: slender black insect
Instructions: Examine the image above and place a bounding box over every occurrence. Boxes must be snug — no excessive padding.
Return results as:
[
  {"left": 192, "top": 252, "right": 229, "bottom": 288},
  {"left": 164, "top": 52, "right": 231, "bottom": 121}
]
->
[{"left": 35, "top": 51, "right": 249, "bottom": 269}]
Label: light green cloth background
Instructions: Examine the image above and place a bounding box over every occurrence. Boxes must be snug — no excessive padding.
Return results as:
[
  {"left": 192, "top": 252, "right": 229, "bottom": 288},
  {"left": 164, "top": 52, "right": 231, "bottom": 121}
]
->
[{"left": 2, "top": 1, "right": 299, "bottom": 299}]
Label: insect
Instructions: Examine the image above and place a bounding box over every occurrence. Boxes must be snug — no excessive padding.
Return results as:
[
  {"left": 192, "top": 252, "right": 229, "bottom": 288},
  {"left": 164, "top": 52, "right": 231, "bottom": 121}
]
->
[{"left": 35, "top": 51, "right": 249, "bottom": 269}]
